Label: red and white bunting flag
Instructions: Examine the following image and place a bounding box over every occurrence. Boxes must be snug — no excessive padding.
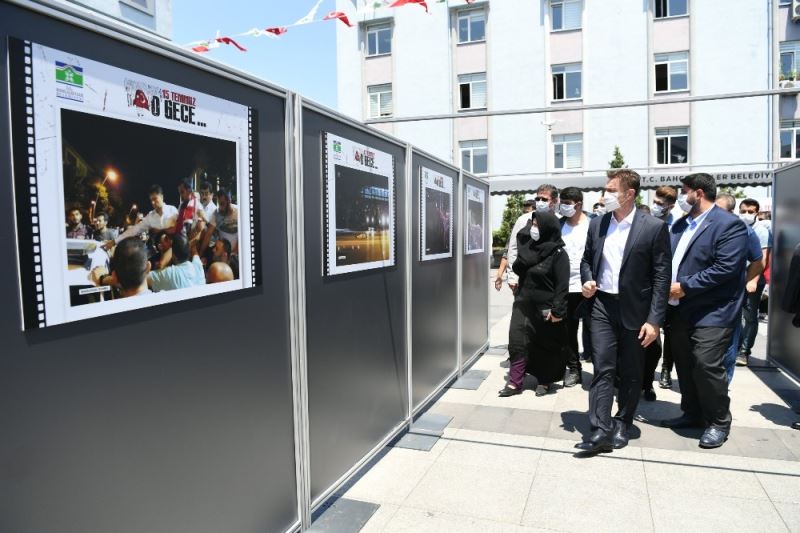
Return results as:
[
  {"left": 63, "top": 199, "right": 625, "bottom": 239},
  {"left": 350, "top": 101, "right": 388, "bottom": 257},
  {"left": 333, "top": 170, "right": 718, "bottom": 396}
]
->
[
  {"left": 294, "top": 0, "right": 325, "bottom": 25},
  {"left": 192, "top": 45, "right": 210, "bottom": 53},
  {"left": 216, "top": 36, "right": 247, "bottom": 51},
  {"left": 265, "top": 27, "right": 288, "bottom": 36},
  {"left": 323, "top": 11, "right": 353, "bottom": 27},
  {"left": 389, "top": 0, "right": 429, "bottom": 12}
]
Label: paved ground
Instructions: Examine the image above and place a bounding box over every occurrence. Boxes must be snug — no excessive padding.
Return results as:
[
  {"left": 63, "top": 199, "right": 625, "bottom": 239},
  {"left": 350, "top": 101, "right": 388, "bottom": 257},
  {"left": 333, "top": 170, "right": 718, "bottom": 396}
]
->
[{"left": 337, "top": 273, "right": 800, "bottom": 532}]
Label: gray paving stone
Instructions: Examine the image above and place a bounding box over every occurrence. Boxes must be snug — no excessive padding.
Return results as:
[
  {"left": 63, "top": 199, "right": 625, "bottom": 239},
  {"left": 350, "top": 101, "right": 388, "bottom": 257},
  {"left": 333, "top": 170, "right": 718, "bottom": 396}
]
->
[
  {"left": 449, "top": 377, "right": 484, "bottom": 390},
  {"left": 410, "top": 413, "right": 453, "bottom": 437},
  {"left": 427, "top": 402, "right": 477, "bottom": 430},
  {"left": 393, "top": 433, "right": 440, "bottom": 452},
  {"left": 729, "top": 427, "right": 799, "bottom": 461},
  {"left": 504, "top": 408, "right": 553, "bottom": 438},
  {"left": 460, "top": 405, "right": 514, "bottom": 434},
  {"left": 309, "top": 498, "right": 380, "bottom": 533}
]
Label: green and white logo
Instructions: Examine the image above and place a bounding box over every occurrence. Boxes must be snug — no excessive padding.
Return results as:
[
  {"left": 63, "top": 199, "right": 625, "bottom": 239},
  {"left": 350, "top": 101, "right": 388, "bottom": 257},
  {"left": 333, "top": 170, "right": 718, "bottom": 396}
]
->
[{"left": 55, "top": 61, "right": 83, "bottom": 88}]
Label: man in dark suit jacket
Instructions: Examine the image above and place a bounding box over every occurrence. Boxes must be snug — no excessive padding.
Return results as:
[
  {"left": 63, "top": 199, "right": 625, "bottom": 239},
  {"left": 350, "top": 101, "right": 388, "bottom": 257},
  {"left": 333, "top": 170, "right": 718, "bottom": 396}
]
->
[
  {"left": 661, "top": 173, "right": 748, "bottom": 449},
  {"left": 576, "top": 170, "right": 672, "bottom": 453}
]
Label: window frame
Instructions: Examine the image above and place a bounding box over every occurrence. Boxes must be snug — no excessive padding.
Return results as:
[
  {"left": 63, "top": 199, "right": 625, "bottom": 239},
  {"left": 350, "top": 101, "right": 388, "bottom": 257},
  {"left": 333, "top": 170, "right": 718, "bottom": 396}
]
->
[
  {"left": 458, "top": 72, "right": 487, "bottom": 111},
  {"left": 551, "top": 0, "right": 582, "bottom": 32},
  {"left": 655, "top": 127, "right": 690, "bottom": 166},
  {"left": 119, "top": 0, "right": 155, "bottom": 15},
  {"left": 552, "top": 63, "right": 582, "bottom": 102},
  {"left": 457, "top": 9, "right": 486, "bottom": 44},
  {"left": 654, "top": 52, "right": 689, "bottom": 93},
  {"left": 654, "top": 0, "right": 689, "bottom": 20},
  {"left": 552, "top": 133, "right": 583, "bottom": 170},
  {"left": 365, "top": 23, "right": 392, "bottom": 57},
  {"left": 780, "top": 121, "right": 800, "bottom": 160},
  {"left": 459, "top": 140, "right": 489, "bottom": 175},
  {"left": 367, "top": 84, "right": 393, "bottom": 119},
  {"left": 780, "top": 41, "right": 800, "bottom": 80}
]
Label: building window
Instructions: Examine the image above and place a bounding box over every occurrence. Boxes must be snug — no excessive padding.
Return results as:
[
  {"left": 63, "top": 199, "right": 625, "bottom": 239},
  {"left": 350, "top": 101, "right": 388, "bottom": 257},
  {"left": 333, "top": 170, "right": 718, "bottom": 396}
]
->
[
  {"left": 656, "top": 127, "right": 689, "bottom": 165},
  {"left": 368, "top": 84, "right": 393, "bottom": 118},
  {"left": 551, "top": 0, "right": 582, "bottom": 31},
  {"left": 655, "top": 52, "right": 689, "bottom": 92},
  {"left": 460, "top": 140, "right": 488, "bottom": 175},
  {"left": 553, "top": 134, "right": 583, "bottom": 169},
  {"left": 457, "top": 10, "right": 486, "bottom": 44},
  {"left": 780, "top": 41, "right": 800, "bottom": 81},
  {"left": 366, "top": 24, "right": 391, "bottom": 56},
  {"left": 552, "top": 64, "right": 582, "bottom": 100},
  {"left": 120, "top": 0, "right": 155, "bottom": 14},
  {"left": 458, "top": 73, "right": 487, "bottom": 110},
  {"left": 655, "top": 0, "right": 688, "bottom": 19},
  {"left": 780, "top": 121, "right": 800, "bottom": 159}
]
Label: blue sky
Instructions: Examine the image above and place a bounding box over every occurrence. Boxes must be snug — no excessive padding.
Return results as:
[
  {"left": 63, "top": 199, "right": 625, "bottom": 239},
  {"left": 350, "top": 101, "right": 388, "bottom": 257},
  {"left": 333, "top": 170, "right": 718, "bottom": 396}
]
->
[{"left": 172, "top": 0, "right": 343, "bottom": 108}]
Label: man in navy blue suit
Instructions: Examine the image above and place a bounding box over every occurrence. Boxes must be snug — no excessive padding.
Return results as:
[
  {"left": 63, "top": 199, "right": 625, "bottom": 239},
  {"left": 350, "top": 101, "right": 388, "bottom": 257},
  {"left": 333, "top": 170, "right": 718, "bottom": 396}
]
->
[{"left": 661, "top": 173, "right": 748, "bottom": 449}]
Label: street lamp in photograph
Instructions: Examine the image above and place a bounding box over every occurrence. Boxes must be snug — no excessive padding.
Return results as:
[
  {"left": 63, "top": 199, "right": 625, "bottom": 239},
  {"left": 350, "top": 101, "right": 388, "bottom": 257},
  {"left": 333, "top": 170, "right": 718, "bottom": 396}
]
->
[{"left": 91, "top": 168, "right": 119, "bottom": 220}]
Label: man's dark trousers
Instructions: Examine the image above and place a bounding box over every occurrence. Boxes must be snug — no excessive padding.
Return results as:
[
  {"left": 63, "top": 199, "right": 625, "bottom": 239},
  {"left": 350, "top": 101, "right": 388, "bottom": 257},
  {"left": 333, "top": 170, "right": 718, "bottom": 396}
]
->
[
  {"left": 668, "top": 306, "right": 733, "bottom": 430},
  {"left": 566, "top": 292, "right": 585, "bottom": 372},
  {"left": 589, "top": 292, "right": 645, "bottom": 434}
]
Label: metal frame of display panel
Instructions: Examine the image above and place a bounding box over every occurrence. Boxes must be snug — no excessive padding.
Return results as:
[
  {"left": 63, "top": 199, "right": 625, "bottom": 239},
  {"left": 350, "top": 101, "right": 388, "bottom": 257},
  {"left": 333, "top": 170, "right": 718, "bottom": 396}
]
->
[{"left": 1, "top": 2, "right": 492, "bottom": 532}]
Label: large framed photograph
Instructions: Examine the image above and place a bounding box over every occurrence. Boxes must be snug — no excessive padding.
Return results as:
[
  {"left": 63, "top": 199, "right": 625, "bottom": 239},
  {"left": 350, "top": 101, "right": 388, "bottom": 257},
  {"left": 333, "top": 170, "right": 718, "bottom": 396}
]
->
[
  {"left": 8, "top": 39, "right": 258, "bottom": 330},
  {"left": 323, "top": 132, "right": 395, "bottom": 276},
  {"left": 465, "top": 184, "right": 485, "bottom": 255},
  {"left": 420, "top": 166, "right": 453, "bottom": 261}
]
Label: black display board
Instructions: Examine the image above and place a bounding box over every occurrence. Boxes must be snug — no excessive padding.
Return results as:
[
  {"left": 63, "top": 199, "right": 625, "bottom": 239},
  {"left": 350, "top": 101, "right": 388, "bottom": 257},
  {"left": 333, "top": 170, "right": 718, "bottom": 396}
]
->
[
  {"left": 302, "top": 108, "right": 407, "bottom": 502},
  {"left": 0, "top": 5, "right": 297, "bottom": 533},
  {"left": 411, "top": 153, "right": 459, "bottom": 408},
  {"left": 462, "top": 176, "right": 490, "bottom": 362},
  {"left": 769, "top": 164, "right": 800, "bottom": 379}
]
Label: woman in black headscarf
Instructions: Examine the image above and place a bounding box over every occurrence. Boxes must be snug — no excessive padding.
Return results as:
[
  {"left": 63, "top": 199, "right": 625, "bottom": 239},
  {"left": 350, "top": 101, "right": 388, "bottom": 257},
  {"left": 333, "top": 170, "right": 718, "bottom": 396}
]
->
[{"left": 500, "top": 211, "right": 570, "bottom": 397}]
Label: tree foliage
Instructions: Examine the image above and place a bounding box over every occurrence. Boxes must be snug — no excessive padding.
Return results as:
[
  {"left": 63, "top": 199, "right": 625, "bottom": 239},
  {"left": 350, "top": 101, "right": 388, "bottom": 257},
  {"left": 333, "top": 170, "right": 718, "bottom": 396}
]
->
[{"left": 492, "top": 193, "right": 525, "bottom": 249}]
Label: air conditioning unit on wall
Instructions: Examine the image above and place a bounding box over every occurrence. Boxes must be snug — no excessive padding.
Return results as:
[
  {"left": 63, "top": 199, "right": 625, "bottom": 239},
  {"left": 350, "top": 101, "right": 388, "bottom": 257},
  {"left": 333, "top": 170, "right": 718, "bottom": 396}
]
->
[{"left": 793, "top": 0, "right": 800, "bottom": 22}]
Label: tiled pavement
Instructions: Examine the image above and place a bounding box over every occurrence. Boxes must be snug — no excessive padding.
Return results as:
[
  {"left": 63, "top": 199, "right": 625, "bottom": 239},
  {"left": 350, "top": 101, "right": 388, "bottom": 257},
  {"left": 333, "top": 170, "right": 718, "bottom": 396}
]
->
[{"left": 334, "top": 275, "right": 800, "bottom": 532}]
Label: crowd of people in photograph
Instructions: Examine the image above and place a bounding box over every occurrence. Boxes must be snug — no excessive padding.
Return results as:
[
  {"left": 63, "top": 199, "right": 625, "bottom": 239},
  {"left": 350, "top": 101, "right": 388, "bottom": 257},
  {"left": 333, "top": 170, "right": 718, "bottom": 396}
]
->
[
  {"left": 64, "top": 178, "right": 240, "bottom": 301},
  {"left": 493, "top": 170, "right": 798, "bottom": 453}
]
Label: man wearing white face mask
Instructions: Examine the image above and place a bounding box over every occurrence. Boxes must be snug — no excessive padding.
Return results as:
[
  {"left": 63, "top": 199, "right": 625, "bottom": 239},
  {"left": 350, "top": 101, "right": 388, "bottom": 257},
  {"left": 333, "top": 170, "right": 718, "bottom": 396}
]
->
[
  {"left": 736, "top": 198, "right": 771, "bottom": 366},
  {"left": 577, "top": 170, "right": 671, "bottom": 453},
  {"left": 559, "top": 187, "right": 591, "bottom": 386},
  {"left": 507, "top": 184, "right": 560, "bottom": 293}
]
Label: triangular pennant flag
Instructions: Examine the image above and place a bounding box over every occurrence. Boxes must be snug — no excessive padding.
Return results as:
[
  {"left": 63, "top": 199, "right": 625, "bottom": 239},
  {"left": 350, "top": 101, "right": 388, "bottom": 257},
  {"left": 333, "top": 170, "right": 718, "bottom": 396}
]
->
[
  {"left": 216, "top": 36, "right": 247, "bottom": 51},
  {"left": 389, "top": 0, "right": 428, "bottom": 12},
  {"left": 294, "top": 0, "right": 325, "bottom": 25},
  {"left": 265, "top": 27, "right": 288, "bottom": 36},
  {"left": 323, "top": 11, "right": 353, "bottom": 27},
  {"left": 192, "top": 45, "right": 210, "bottom": 53}
]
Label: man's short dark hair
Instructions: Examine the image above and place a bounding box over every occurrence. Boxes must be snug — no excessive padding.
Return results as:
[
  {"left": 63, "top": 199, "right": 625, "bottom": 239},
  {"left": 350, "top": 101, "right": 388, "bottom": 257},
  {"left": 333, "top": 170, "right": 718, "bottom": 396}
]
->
[
  {"left": 560, "top": 187, "right": 583, "bottom": 203},
  {"left": 217, "top": 187, "right": 231, "bottom": 200},
  {"left": 536, "top": 184, "right": 559, "bottom": 200},
  {"left": 178, "top": 177, "right": 193, "bottom": 191},
  {"left": 111, "top": 238, "right": 148, "bottom": 290},
  {"left": 655, "top": 186, "right": 678, "bottom": 204},
  {"left": 199, "top": 181, "right": 212, "bottom": 192},
  {"left": 149, "top": 185, "right": 163, "bottom": 196},
  {"left": 716, "top": 193, "right": 736, "bottom": 212},
  {"left": 638, "top": 205, "right": 651, "bottom": 214},
  {"left": 95, "top": 211, "right": 108, "bottom": 222},
  {"left": 740, "top": 198, "right": 761, "bottom": 212},
  {"left": 171, "top": 233, "right": 190, "bottom": 264},
  {"left": 593, "top": 202, "right": 603, "bottom": 209},
  {"left": 69, "top": 207, "right": 81, "bottom": 215},
  {"left": 522, "top": 199, "right": 535, "bottom": 208},
  {"left": 680, "top": 173, "right": 717, "bottom": 201},
  {"left": 607, "top": 169, "right": 641, "bottom": 195},
  {"left": 218, "top": 238, "right": 232, "bottom": 257}
]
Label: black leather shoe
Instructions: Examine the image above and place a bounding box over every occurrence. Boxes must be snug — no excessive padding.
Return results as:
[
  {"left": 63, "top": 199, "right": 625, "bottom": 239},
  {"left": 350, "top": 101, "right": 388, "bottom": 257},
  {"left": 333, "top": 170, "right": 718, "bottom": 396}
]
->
[
  {"left": 661, "top": 414, "right": 704, "bottom": 429},
  {"left": 699, "top": 427, "right": 729, "bottom": 449},
  {"left": 612, "top": 421, "right": 629, "bottom": 449},
  {"left": 564, "top": 369, "right": 582, "bottom": 388},
  {"left": 575, "top": 430, "right": 613, "bottom": 453},
  {"left": 535, "top": 384, "right": 553, "bottom": 397},
  {"left": 643, "top": 388, "right": 657, "bottom": 402},
  {"left": 498, "top": 385, "right": 522, "bottom": 397},
  {"left": 658, "top": 369, "right": 672, "bottom": 389}
]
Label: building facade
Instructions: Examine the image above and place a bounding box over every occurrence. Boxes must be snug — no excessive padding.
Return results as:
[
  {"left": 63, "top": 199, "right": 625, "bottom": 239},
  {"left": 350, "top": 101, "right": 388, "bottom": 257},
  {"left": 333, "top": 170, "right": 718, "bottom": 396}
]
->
[
  {"left": 58, "top": 0, "right": 172, "bottom": 39},
  {"left": 337, "top": 0, "right": 788, "bottom": 228}
]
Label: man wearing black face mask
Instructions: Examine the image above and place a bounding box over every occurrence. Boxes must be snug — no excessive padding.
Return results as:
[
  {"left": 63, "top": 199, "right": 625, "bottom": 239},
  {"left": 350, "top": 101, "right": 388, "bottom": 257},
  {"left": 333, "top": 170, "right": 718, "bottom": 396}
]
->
[
  {"left": 577, "top": 170, "right": 671, "bottom": 453},
  {"left": 662, "top": 173, "right": 748, "bottom": 449}
]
